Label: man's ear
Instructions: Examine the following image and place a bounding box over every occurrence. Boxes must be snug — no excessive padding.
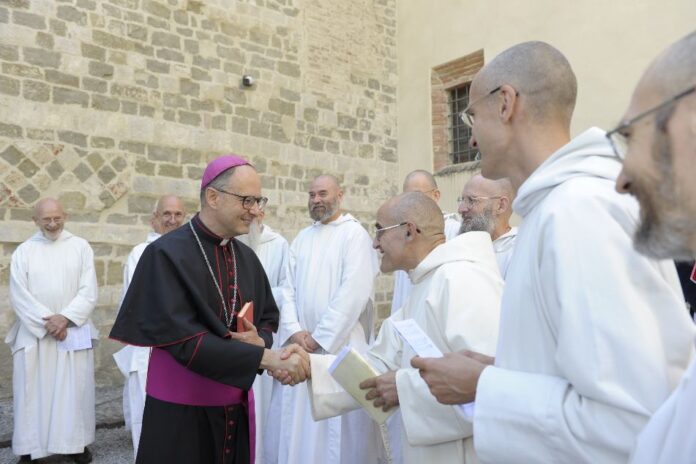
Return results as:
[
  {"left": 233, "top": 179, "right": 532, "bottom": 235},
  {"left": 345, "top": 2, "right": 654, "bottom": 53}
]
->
[
  {"left": 205, "top": 188, "right": 219, "bottom": 209},
  {"left": 497, "top": 196, "right": 510, "bottom": 215},
  {"left": 499, "top": 84, "right": 518, "bottom": 123}
]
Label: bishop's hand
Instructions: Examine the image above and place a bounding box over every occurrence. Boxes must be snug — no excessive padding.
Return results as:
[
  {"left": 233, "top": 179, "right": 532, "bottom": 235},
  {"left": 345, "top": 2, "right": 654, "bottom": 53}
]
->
[
  {"left": 228, "top": 319, "right": 265, "bottom": 347},
  {"left": 261, "top": 344, "right": 311, "bottom": 386}
]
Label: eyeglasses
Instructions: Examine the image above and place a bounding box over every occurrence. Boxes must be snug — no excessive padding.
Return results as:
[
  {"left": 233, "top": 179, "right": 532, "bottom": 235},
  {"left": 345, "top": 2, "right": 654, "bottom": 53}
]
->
[
  {"left": 457, "top": 195, "right": 501, "bottom": 208},
  {"left": 374, "top": 222, "right": 407, "bottom": 240},
  {"left": 214, "top": 188, "right": 269, "bottom": 211},
  {"left": 606, "top": 85, "right": 696, "bottom": 160},
  {"left": 459, "top": 86, "right": 519, "bottom": 128}
]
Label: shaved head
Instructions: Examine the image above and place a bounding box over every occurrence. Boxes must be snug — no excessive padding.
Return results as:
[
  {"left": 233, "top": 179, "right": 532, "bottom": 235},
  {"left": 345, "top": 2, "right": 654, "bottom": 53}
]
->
[
  {"left": 313, "top": 174, "right": 341, "bottom": 190},
  {"left": 403, "top": 170, "right": 438, "bottom": 192},
  {"left": 375, "top": 192, "right": 446, "bottom": 272},
  {"left": 403, "top": 169, "right": 441, "bottom": 203},
  {"left": 615, "top": 31, "right": 696, "bottom": 260},
  {"left": 34, "top": 197, "right": 63, "bottom": 217},
  {"left": 638, "top": 31, "right": 696, "bottom": 101},
  {"left": 458, "top": 175, "right": 514, "bottom": 239},
  {"left": 309, "top": 174, "right": 343, "bottom": 223},
  {"left": 476, "top": 41, "right": 577, "bottom": 127},
  {"left": 154, "top": 194, "right": 184, "bottom": 214},
  {"left": 33, "top": 198, "right": 66, "bottom": 241},
  {"left": 152, "top": 194, "right": 186, "bottom": 235},
  {"left": 466, "top": 174, "right": 514, "bottom": 198},
  {"left": 382, "top": 192, "right": 444, "bottom": 237}
]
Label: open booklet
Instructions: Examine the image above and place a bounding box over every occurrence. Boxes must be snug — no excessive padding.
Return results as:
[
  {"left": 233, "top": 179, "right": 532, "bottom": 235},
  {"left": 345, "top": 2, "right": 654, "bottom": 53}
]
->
[
  {"left": 328, "top": 347, "right": 397, "bottom": 425},
  {"left": 392, "top": 318, "right": 475, "bottom": 420}
]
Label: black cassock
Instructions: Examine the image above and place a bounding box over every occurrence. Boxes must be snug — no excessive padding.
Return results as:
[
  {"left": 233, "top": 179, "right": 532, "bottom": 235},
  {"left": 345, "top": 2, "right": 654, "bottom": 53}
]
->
[{"left": 110, "top": 214, "right": 279, "bottom": 464}]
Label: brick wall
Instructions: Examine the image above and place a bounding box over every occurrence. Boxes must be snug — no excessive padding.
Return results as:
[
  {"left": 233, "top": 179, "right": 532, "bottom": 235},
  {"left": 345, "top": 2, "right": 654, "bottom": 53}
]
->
[{"left": 0, "top": 0, "right": 398, "bottom": 398}]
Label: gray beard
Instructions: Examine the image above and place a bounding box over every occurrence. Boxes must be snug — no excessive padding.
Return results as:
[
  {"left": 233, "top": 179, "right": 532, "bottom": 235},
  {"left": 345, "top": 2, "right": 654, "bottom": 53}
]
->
[
  {"left": 633, "top": 133, "right": 695, "bottom": 261},
  {"left": 459, "top": 208, "right": 495, "bottom": 236},
  {"left": 247, "top": 220, "right": 262, "bottom": 253}
]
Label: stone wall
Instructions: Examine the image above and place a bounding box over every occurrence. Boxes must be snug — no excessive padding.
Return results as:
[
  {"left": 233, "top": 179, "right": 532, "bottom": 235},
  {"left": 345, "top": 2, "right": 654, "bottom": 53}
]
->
[{"left": 0, "top": 0, "right": 398, "bottom": 398}]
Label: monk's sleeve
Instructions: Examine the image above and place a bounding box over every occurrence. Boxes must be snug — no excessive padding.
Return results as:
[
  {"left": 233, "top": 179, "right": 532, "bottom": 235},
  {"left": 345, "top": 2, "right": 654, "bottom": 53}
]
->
[
  {"left": 307, "top": 316, "right": 399, "bottom": 421},
  {"left": 161, "top": 333, "right": 265, "bottom": 390},
  {"left": 60, "top": 240, "right": 98, "bottom": 327},
  {"left": 398, "top": 269, "right": 500, "bottom": 446},
  {"left": 9, "top": 247, "right": 52, "bottom": 338}
]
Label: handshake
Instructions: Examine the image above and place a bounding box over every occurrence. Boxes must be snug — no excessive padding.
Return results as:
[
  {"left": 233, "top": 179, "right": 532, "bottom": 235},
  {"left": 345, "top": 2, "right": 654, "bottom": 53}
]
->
[{"left": 260, "top": 344, "right": 311, "bottom": 386}]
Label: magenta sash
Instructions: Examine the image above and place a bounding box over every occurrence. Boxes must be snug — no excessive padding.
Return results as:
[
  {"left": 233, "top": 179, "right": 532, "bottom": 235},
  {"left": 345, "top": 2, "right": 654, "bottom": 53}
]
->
[{"left": 146, "top": 348, "right": 256, "bottom": 463}]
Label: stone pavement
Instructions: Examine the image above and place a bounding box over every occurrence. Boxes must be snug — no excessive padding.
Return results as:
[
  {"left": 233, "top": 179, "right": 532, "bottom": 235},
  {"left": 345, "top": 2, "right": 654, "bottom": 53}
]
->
[{"left": 0, "top": 386, "right": 133, "bottom": 463}]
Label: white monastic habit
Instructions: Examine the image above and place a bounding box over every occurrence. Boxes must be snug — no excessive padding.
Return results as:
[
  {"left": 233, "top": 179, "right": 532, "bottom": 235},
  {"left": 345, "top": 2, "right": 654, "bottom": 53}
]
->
[
  {"left": 473, "top": 128, "right": 696, "bottom": 463},
  {"left": 6, "top": 230, "right": 98, "bottom": 460},
  {"left": 112, "top": 230, "right": 160, "bottom": 459},
  {"left": 309, "top": 231, "right": 502, "bottom": 464},
  {"left": 630, "top": 341, "right": 696, "bottom": 464},
  {"left": 390, "top": 213, "right": 460, "bottom": 315},
  {"left": 238, "top": 224, "right": 290, "bottom": 464},
  {"left": 492, "top": 226, "right": 517, "bottom": 279},
  {"left": 272, "top": 213, "right": 379, "bottom": 464}
]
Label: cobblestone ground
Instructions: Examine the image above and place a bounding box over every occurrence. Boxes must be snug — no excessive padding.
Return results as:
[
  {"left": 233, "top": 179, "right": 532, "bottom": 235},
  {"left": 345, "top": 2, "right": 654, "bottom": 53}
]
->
[
  {"left": 0, "top": 426, "right": 133, "bottom": 464},
  {"left": 0, "top": 387, "right": 131, "bottom": 464}
]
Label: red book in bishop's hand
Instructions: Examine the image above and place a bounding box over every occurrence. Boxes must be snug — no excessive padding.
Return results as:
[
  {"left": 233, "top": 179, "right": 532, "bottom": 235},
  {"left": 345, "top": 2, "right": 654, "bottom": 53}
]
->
[{"left": 236, "top": 302, "right": 254, "bottom": 333}]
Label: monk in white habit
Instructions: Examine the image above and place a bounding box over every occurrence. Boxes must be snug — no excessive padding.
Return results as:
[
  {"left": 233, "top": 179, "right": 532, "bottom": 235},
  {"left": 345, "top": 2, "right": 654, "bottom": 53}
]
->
[
  {"left": 391, "top": 170, "right": 460, "bottom": 316},
  {"left": 272, "top": 174, "right": 379, "bottom": 464},
  {"left": 7, "top": 198, "right": 98, "bottom": 463},
  {"left": 305, "top": 192, "right": 502, "bottom": 464},
  {"left": 387, "top": 170, "right": 463, "bottom": 463},
  {"left": 112, "top": 194, "right": 186, "bottom": 458},
  {"left": 412, "top": 41, "right": 695, "bottom": 463},
  {"left": 610, "top": 31, "right": 696, "bottom": 464},
  {"left": 237, "top": 209, "right": 290, "bottom": 463},
  {"left": 457, "top": 175, "right": 517, "bottom": 278}
]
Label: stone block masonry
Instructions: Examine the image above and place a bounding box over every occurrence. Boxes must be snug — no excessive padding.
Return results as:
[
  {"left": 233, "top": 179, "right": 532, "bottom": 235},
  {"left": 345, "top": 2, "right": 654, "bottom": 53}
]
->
[{"left": 0, "top": 0, "right": 398, "bottom": 398}]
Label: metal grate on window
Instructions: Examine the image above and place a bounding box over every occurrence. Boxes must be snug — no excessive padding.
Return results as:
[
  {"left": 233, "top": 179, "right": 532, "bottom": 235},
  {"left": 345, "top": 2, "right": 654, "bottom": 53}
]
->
[{"left": 449, "top": 84, "right": 478, "bottom": 164}]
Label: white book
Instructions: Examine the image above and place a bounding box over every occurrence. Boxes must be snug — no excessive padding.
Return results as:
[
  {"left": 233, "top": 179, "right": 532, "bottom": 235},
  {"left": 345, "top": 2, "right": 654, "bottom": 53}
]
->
[{"left": 328, "top": 347, "right": 397, "bottom": 424}]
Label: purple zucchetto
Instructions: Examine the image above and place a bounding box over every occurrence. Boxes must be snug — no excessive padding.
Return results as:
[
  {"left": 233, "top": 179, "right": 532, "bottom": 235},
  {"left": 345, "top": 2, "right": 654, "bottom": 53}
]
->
[{"left": 200, "top": 154, "right": 251, "bottom": 190}]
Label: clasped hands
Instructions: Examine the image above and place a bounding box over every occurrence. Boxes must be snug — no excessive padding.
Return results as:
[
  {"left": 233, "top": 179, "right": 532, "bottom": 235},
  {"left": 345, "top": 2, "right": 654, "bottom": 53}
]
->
[
  {"left": 43, "top": 314, "right": 69, "bottom": 341},
  {"left": 288, "top": 330, "right": 320, "bottom": 353},
  {"left": 264, "top": 343, "right": 311, "bottom": 386}
]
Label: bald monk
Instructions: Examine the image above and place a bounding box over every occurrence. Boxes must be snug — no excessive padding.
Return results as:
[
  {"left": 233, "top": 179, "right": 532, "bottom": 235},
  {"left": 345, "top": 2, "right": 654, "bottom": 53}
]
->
[
  {"left": 457, "top": 175, "right": 517, "bottom": 278},
  {"left": 305, "top": 192, "right": 502, "bottom": 463},
  {"left": 611, "top": 31, "right": 696, "bottom": 464},
  {"left": 412, "top": 41, "right": 693, "bottom": 463},
  {"left": 391, "top": 170, "right": 461, "bottom": 316},
  {"left": 113, "top": 194, "right": 187, "bottom": 458},
  {"left": 8, "top": 198, "right": 98, "bottom": 463}
]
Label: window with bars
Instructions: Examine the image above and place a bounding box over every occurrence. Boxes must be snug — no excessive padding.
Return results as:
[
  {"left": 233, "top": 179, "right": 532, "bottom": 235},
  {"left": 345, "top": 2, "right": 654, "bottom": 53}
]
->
[{"left": 449, "top": 84, "right": 478, "bottom": 164}]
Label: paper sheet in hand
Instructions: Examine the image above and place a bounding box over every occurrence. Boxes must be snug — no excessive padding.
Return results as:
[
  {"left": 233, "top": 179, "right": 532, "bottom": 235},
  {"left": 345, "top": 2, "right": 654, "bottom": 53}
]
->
[
  {"left": 393, "top": 319, "right": 475, "bottom": 420},
  {"left": 57, "top": 325, "right": 92, "bottom": 351},
  {"left": 328, "top": 347, "right": 396, "bottom": 424}
]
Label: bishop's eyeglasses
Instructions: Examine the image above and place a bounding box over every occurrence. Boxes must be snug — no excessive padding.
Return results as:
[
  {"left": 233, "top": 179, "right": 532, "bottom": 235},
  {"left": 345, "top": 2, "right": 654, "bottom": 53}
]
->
[
  {"left": 214, "top": 188, "right": 269, "bottom": 211},
  {"left": 606, "top": 85, "right": 696, "bottom": 160}
]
